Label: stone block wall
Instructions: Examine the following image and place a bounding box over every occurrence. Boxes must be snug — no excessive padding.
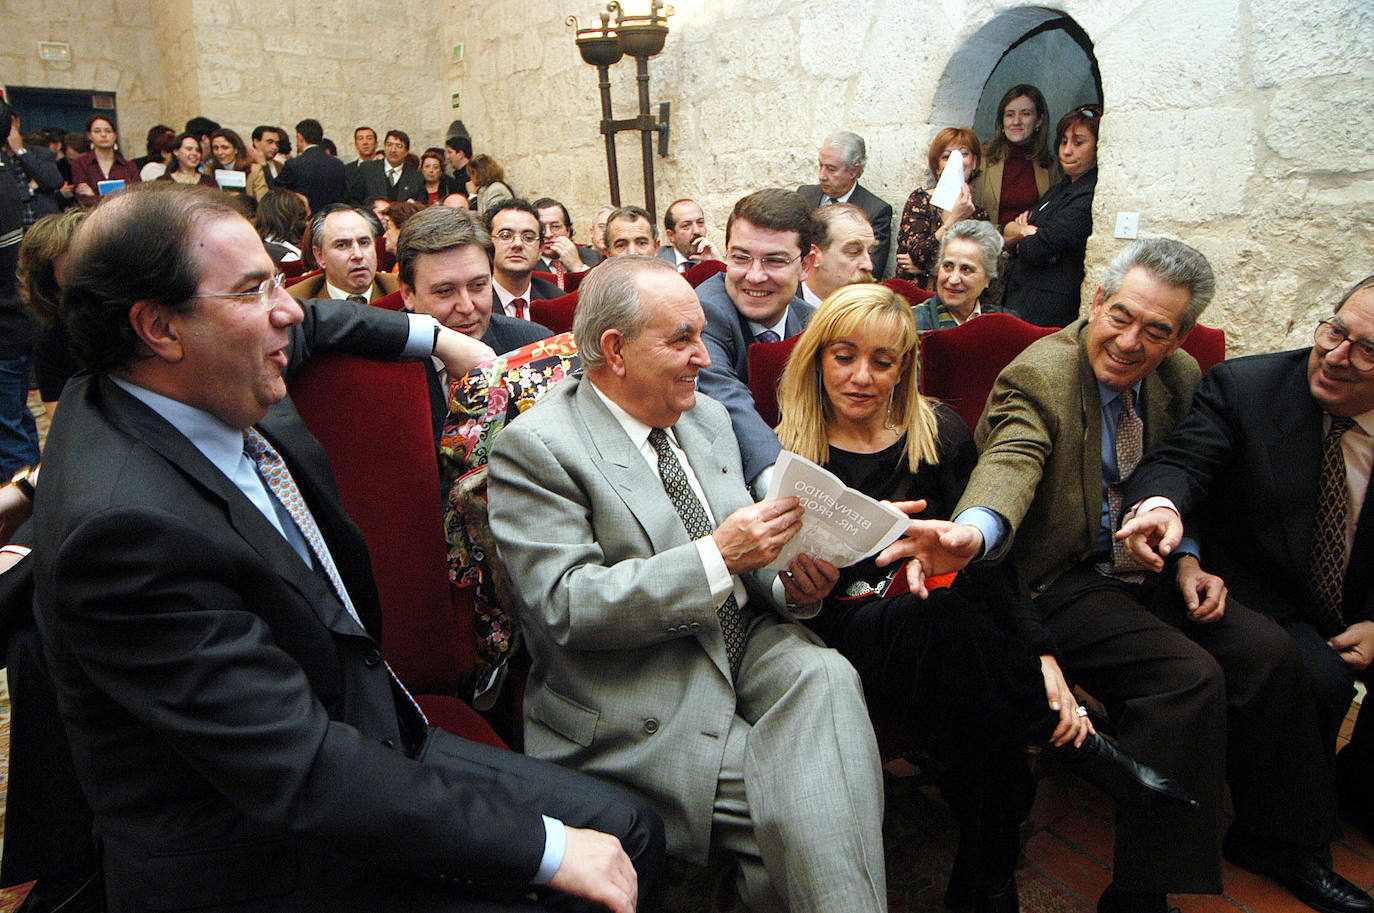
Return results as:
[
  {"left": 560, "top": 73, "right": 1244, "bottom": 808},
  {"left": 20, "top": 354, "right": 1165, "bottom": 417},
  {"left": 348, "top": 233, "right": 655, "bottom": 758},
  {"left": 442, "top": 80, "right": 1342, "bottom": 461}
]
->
[{"left": 447, "top": 0, "right": 1374, "bottom": 355}]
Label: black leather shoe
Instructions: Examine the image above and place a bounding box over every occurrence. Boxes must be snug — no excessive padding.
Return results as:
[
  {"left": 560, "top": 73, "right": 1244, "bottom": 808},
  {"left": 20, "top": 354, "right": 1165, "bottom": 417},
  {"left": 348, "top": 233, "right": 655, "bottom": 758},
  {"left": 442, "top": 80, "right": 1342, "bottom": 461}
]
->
[
  {"left": 1223, "top": 834, "right": 1374, "bottom": 913},
  {"left": 1055, "top": 732, "right": 1197, "bottom": 809}
]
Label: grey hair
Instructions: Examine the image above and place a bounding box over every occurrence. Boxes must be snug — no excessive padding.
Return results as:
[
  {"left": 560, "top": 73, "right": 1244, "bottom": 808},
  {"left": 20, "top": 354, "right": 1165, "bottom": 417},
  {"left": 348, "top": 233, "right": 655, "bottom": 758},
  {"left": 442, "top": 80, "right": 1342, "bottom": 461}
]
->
[
  {"left": 574, "top": 255, "right": 677, "bottom": 370},
  {"left": 1099, "top": 238, "right": 1216, "bottom": 332},
  {"left": 309, "top": 203, "right": 379, "bottom": 253},
  {"left": 938, "top": 220, "right": 1004, "bottom": 281},
  {"left": 822, "top": 131, "right": 867, "bottom": 171}
]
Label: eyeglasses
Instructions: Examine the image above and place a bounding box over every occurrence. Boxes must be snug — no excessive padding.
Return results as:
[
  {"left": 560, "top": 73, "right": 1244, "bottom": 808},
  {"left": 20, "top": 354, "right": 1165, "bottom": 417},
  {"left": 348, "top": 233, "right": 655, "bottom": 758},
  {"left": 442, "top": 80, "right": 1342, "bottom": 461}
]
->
[
  {"left": 1315, "top": 318, "right": 1374, "bottom": 372},
  {"left": 189, "top": 273, "right": 287, "bottom": 311},
  {"left": 494, "top": 229, "right": 540, "bottom": 245},
  {"left": 726, "top": 251, "right": 803, "bottom": 273}
]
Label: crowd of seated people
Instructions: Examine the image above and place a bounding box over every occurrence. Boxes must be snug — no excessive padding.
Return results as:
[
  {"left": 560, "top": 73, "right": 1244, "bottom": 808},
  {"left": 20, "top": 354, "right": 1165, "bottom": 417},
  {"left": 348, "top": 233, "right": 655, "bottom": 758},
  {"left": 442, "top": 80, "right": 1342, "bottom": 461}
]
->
[{"left": 3, "top": 99, "right": 1373, "bottom": 913}]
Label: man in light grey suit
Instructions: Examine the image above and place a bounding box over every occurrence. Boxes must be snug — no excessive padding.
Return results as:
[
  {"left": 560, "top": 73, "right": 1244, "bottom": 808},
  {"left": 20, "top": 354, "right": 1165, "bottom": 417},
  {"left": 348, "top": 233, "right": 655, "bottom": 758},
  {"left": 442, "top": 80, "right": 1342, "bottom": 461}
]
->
[
  {"left": 797, "top": 131, "right": 893, "bottom": 277},
  {"left": 697, "top": 188, "right": 816, "bottom": 493},
  {"left": 488, "top": 255, "right": 886, "bottom": 913}
]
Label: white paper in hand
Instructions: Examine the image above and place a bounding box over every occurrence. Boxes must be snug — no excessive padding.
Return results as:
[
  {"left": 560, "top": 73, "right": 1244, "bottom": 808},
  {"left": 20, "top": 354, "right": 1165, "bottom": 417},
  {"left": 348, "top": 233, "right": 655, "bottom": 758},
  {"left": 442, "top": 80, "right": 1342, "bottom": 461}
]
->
[
  {"left": 928, "top": 149, "right": 964, "bottom": 212},
  {"left": 764, "top": 450, "right": 910, "bottom": 571}
]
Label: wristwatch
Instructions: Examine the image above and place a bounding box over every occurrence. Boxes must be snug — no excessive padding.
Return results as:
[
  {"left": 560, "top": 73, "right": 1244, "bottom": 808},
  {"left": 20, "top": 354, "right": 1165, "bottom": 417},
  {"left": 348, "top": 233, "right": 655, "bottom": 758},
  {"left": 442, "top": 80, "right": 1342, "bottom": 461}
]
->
[{"left": 10, "top": 464, "right": 36, "bottom": 500}]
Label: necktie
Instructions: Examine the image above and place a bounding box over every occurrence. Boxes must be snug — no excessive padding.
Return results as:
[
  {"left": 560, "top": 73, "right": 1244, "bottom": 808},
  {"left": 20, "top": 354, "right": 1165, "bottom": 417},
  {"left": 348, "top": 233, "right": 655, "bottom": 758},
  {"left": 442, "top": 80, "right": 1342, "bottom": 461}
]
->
[
  {"left": 1308, "top": 415, "right": 1356, "bottom": 636},
  {"left": 347, "top": 294, "right": 367, "bottom": 304},
  {"left": 754, "top": 329, "right": 781, "bottom": 345},
  {"left": 387, "top": 166, "right": 399, "bottom": 186},
  {"left": 1100, "top": 388, "right": 1147, "bottom": 581},
  {"left": 550, "top": 259, "right": 566, "bottom": 290},
  {"left": 648, "top": 428, "right": 748, "bottom": 676},
  {"left": 826, "top": 196, "right": 841, "bottom": 206},
  {"left": 244, "top": 428, "right": 428, "bottom": 725},
  {"left": 510, "top": 297, "right": 528, "bottom": 321}
]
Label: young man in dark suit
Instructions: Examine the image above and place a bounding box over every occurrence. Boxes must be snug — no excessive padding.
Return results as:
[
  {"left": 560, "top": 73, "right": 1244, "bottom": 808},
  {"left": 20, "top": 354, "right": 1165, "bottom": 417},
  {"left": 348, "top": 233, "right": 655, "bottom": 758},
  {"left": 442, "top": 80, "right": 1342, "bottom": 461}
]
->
[
  {"left": 32, "top": 182, "right": 663, "bottom": 913},
  {"left": 275, "top": 118, "right": 348, "bottom": 212}
]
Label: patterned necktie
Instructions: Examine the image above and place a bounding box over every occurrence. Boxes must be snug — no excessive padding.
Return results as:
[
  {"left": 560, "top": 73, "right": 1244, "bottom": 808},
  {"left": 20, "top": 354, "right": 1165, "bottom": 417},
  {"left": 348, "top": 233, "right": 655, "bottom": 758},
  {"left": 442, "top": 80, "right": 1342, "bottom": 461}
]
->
[
  {"left": 510, "top": 297, "right": 528, "bottom": 321},
  {"left": 754, "top": 329, "right": 781, "bottom": 345},
  {"left": 1308, "top": 415, "right": 1356, "bottom": 636},
  {"left": 648, "top": 428, "right": 748, "bottom": 676},
  {"left": 244, "top": 428, "right": 429, "bottom": 725},
  {"left": 550, "top": 259, "right": 566, "bottom": 290},
  {"left": 347, "top": 294, "right": 367, "bottom": 304},
  {"left": 386, "top": 166, "right": 399, "bottom": 186},
  {"left": 1101, "top": 388, "right": 1147, "bottom": 581}
]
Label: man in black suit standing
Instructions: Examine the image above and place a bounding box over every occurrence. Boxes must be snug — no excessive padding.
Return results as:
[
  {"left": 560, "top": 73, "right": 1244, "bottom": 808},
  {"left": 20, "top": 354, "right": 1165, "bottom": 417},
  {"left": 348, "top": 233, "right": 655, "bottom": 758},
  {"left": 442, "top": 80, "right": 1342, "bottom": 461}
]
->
[
  {"left": 1123, "top": 275, "right": 1374, "bottom": 885},
  {"left": 350, "top": 129, "right": 425, "bottom": 205},
  {"left": 796, "top": 131, "right": 892, "bottom": 278},
  {"left": 275, "top": 118, "right": 348, "bottom": 212},
  {"left": 398, "top": 205, "right": 551, "bottom": 443},
  {"left": 32, "top": 182, "right": 663, "bottom": 913},
  {"left": 343, "top": 125, "right": 380, "bottom": 196}
]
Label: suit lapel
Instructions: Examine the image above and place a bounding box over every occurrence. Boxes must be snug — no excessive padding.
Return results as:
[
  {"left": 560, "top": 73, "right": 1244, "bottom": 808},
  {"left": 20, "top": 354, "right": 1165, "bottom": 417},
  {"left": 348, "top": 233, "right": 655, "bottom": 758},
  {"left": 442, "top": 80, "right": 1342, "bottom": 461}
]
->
[
  {"left": 102, "top": 380, "right": 364, "bottom": 638},
  {"left": 1073, "top": 326, "right": 1103, "bottom": 533},
  {"left": 572, "top": 379, "right": 693, "bottom": 557},
  {"left": 1270, "top": 363, "right": 1324, "bottom": 568}
]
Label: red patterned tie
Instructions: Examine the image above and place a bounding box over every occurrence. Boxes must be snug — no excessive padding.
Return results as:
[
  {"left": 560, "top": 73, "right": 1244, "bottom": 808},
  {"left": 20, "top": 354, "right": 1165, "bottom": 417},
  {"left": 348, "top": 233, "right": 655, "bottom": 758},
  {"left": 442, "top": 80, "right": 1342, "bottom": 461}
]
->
[
  {"left": 648, "top": 428, "right": 748, "bottom": 676},
  {"left": 511, "top": 297, "right": 528, "bottom": 321},
  {"left": 1308, "top": 416, "right": 1356, "bottom": 636},
  {"left": 550, "top": 259, "right": 566, "bottom": 291},
  {"left": 244, "top": 428, "right": 428, "bottom": 725}
]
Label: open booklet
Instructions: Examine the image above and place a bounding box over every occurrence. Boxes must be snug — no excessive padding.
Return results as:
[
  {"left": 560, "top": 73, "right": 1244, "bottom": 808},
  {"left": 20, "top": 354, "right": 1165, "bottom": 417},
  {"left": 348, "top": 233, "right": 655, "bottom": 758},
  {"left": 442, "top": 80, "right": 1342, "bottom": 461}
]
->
[{"left": 763, "top": 450, "right": 910, "bottom": 571}]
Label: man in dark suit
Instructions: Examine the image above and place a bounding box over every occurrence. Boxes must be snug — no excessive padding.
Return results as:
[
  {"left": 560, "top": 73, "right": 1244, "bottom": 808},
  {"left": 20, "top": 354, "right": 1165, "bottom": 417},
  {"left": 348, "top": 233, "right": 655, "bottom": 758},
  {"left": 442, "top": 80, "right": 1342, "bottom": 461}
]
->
[
  {"left": 445, "top": 134, "right": 472, "bottom": 196},
  {"left": 484, "top": 199, "right": 563, "bottom": 319},
  {"left": 275, "top": 118, "right": 348, "bottom": 212},
  {"left": 286, "top": 203, "right": 400, "bottom": 304},
  {"left": 796, "top": 131, "right": 892, "bottom": 277},
  {"left": 656, "top": 198, "right": 723, "bottom": 274},
  {"left": 883, "top": 239, "right": 1367, "bottom": 913},
  {"left": 350, "top": 129, "right": 425, "bottom": 204},
  {"left": 532, "top": 198, "right": 602, "bottom": 274},
  {"left": 398, "top": 205, "right": 552, "bottom": 444},
  {"left": 342, "top": 125, "right": 380, "bottom": 196},
  {"left": 32, "top": 183, "right": 663, "bottom": 913},
  {"left": 696, "top": 188, "right": 815, "bottom": 493},
  {"left": 1122, "top": 275, "right": 1374, "bottom": 854}
]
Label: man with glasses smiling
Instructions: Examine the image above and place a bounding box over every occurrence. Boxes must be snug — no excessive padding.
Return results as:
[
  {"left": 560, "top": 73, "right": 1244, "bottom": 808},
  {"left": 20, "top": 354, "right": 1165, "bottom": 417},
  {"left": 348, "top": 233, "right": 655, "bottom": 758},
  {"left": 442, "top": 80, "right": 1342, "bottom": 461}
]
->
[
  {"left": 31, "top": 183, "right": 665, "bottom": 913},
  {"left": 484, "top": 198, "right": 563, "bottom": 321},
  {"left": 1121, "top": 274, "right": 1374, "bottom": 910},
  {"left": 696, "top": 188, "right": 816, "bottom": 494},
  {"left": 881, "top": 239, "right": 1359, "bottom": 913}
]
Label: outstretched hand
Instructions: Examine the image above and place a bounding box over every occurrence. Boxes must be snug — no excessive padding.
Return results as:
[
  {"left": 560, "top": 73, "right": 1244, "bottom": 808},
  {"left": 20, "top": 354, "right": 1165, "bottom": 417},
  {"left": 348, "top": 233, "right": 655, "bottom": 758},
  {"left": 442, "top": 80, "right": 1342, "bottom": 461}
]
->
[{"left": 874, "top": 500, "right": 982, "bottom": 598}]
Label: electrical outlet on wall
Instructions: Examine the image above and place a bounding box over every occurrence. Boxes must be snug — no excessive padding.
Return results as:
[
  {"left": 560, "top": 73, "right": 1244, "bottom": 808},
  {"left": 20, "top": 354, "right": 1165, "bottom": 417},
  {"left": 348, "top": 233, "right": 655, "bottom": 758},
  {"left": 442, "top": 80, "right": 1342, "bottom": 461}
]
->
[{"left": 1114, "top": 212, "right": 1139, "bottom": 239}]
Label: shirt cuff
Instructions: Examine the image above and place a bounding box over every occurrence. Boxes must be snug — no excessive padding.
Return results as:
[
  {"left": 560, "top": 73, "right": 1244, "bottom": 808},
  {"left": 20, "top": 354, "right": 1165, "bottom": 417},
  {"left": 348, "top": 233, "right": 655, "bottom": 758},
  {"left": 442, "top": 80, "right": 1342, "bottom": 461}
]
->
[
  {"left": 1174, "top": 537, "right": 1201, "bottom": 561},
  {"left": 1134, "top": 496, "right": 1180, "bottom": 518},
  {"left": 532, "top": 815, "right": 566, "bottom": 886},
  {"left": 403, "top": 313, "right": 441, "bottom": 357},
  {"left": 751, "top": 464, "right": 775, "bottom": 500},
  {"left": 695, "top": 536, "right": 735, "bottom": 606},
  {"left": 953, "top": 507, "right": 1008, "bottom": 560}
]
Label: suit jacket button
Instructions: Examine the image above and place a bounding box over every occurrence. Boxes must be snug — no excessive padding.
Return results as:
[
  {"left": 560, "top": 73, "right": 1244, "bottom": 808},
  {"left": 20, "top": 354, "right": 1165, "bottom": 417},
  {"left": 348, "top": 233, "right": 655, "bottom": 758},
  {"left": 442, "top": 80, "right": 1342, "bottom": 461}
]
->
[
  {"left": 364, "top": 648, "right": 382, "bottom": 666},
  {"left": 643, "top": 718, "right": 659, "bottom": 735},
  {"left": 689, "top": 622, "right": 701, "bottom": 630}
]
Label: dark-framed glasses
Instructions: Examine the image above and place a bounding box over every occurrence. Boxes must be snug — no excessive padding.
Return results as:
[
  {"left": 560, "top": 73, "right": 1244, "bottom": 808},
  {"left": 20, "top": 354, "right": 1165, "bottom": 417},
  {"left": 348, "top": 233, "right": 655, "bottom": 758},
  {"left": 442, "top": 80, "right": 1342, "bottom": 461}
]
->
[{"left": 1315, "top": 317, "right": 1374, "bottom": 372}]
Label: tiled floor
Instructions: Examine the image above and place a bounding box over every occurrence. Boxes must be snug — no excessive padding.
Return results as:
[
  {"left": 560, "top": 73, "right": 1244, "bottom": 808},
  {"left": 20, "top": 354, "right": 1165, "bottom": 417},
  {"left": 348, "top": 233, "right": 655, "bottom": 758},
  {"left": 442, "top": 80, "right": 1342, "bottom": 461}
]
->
[{"left": 4, "top": 390, "right": 1369, "bottom": 911}]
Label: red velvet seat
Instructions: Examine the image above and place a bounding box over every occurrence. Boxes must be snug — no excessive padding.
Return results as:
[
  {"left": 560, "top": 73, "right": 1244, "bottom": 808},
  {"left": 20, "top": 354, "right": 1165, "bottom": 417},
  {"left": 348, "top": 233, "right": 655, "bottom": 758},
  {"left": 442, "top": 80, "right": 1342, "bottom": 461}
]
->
[
  {"left": 371, "top": 289, "right": 405, "bottom": 311},
  {"left": 1180, "top": 323, "right": 1226, "bottom": 374},
  {"left": 563, "top": 268, "right": 591, "bottom": 292},
  {"left": 882, "top": 276, "right": 935, "bottom": 304},
  {"left": 289, "top": 354, "right": 503, "bottom": 748},
  {"left": 279, "top": 258, "right": 307, "bottom": 279},
  {"left": 531, "top": 291, "right": 579, "bottom": 336},
  {"left": 746, "top": 335, "right": 801, "bottom": 429},
  {"left": 684, "top": 260, "right": 727, "bottom": 288},
  {"left": 917, "top": 312, "right": 1057, "bottom": 431}
]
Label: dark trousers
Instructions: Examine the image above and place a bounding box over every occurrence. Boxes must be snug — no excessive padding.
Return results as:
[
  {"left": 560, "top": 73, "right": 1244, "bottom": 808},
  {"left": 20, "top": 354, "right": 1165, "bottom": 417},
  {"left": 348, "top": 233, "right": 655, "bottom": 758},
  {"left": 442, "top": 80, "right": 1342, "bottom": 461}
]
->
[{"left": 1035, "top": 564, "right": 1336, "bottom": 895}]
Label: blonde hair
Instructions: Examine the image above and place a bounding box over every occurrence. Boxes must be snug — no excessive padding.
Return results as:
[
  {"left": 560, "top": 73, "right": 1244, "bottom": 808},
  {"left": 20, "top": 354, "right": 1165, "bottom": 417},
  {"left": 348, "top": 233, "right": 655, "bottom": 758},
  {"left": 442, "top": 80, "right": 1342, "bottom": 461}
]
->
[{"left": 777, "top": 283, "right": 941, "bottom": 471}]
